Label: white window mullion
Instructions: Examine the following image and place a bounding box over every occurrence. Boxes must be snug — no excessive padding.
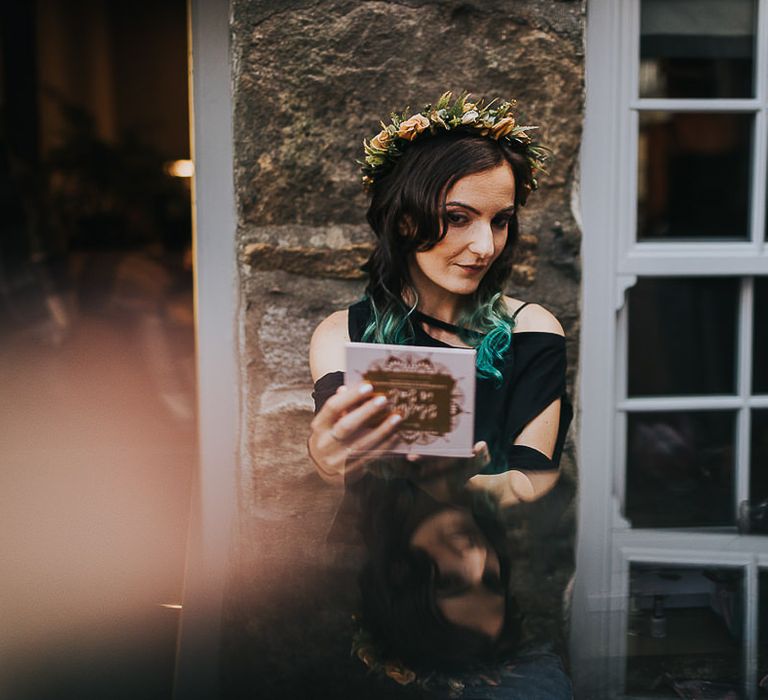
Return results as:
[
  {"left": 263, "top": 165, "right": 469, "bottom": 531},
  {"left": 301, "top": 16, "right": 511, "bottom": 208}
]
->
[
  {"left": 618, "top": 395, "right": 744, "bottom": 411},
  {"left": 631, "top": 98, "right": 760, "bottom": 112},
  {"left": 617, "top": 530, "right": 768, "bottom": 555},
  {"left": 750, "top": 107, "right": 767, "bottom": 250},
  {"left": 615, "top": 291, "right": 630, "bottom": 518},
  {"left": 619, "top": 0, "right": 641, "bottom": 261},
  {"left": 737, "top": 278, "right": 754, "bottom": 512},
  {"left": 745, "top": 558, "right": 759, "bottom": 700},
  {"left": 757, "top": 0, "right": 768, "bottom": 104},
  {"left": 755, "top": 0, "right": 768, "bottom": 254},
  {"left": 621, "top": 252, "right": 768, "bottom": 276}
]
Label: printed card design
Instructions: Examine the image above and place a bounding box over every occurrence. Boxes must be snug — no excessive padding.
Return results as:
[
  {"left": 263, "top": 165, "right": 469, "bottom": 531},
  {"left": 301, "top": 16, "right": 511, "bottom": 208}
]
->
[{"left": 346, "top": 342, "right": 476, "bottom": 457}]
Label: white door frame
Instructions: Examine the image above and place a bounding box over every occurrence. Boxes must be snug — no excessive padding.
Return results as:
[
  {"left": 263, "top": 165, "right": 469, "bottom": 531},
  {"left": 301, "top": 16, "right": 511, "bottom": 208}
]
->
[
  {"left": 174, "top": 1, "right": 239, "bottom": 698},
  {"left": 570, "top": 2, "right": 626, "bottom": 694}
]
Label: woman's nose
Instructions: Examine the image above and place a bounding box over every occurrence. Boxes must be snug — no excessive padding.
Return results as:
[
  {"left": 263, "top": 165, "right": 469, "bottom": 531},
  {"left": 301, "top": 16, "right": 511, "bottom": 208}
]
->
[
  {"left": 462, "top": 547, "right": 488, "bottom": 585},
  {"left": 467, "top": 223, "right": 495, "bottom": 258}
]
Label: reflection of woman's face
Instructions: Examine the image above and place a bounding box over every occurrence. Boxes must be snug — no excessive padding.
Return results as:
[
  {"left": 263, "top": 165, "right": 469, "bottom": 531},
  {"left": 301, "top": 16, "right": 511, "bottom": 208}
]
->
[
  {"left": 407, "top": 162, "right": 516, "bottom": 301},
  {"left": 410, "top": 507, "right": 505, "bottom": 639}
]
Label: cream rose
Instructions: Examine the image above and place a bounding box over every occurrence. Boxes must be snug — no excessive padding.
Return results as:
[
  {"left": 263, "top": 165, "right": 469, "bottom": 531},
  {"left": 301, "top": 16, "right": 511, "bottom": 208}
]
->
[
  {"left": 370, "top": 129, "right": 391, "bottom": 151},
  {"left": 397, "top": 113, "right": 430, "bottom": 141}
]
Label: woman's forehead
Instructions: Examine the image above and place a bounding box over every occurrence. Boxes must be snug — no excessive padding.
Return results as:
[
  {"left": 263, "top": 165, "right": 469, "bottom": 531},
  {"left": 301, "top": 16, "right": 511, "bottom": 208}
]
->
[{"left": 445, "top": 163, "right": 517, "bottom": 207}]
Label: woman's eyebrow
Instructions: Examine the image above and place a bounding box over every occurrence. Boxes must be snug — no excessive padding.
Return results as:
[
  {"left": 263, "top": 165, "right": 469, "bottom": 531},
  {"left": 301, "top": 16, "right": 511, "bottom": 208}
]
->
[{"left": 445, "top": 201, "right": 516, "bottom": 214}]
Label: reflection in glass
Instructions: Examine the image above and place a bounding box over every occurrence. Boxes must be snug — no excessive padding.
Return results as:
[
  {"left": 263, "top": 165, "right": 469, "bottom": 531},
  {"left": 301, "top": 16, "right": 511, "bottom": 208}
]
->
[
  {"left": 628, "top": 277, "right": 738, "bottom": 397},
  {"left": 627, "top": 563, "right": 743, "bottom": 696},
  {"left": 759, "top": 571, "right": 768, "bottom": 695},
  {"left": 640, "top": 0, "right": 756, "bottom": 98},
  {"left": 625, "top": 411, "right": 735, "bottom": 527},
  {"left": 349, "top": 476, "right": 572, "bottom": 696},
  {"left": 755, "top": 278, "right": 768, "bottom": 393},
  {"left": 637, "top": 112, "right": 752, "bottom": 240},
  {"left": 750, "top": 411, "right": 768, "bottom": 508}
]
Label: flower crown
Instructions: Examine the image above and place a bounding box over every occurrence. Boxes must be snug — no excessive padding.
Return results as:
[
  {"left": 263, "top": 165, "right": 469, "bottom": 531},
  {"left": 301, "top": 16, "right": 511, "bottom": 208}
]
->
[
  {"left": 360, "top": 91, "right": 549, "bottom": 192},
  {"left": 352, "top": 614, "right": 515, "bottom": 698}
]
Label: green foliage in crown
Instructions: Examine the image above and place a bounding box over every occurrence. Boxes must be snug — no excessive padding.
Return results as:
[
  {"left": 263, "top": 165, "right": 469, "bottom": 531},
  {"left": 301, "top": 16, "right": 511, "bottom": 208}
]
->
[{"left": 360, "top": 91, "right": 550, "bottom": 192}]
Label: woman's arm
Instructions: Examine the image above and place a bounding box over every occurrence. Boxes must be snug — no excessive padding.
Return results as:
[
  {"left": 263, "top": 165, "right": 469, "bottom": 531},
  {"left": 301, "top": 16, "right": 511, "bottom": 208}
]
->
[{"left": 467, "top": 302, "right": 565, "bottom": 507}]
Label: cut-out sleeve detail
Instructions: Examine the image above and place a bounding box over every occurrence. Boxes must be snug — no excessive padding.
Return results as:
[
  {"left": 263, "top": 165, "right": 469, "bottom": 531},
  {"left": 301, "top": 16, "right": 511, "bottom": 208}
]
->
[
  {"left": 480, "top": 334, "right": 572, "bottom": 475},
  {"left": 506, "top": 444, "right": 557, "bottom": 472}
]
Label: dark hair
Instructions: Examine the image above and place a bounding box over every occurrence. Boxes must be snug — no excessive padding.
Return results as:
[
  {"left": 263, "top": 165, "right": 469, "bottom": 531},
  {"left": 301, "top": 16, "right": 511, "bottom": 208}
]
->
[
  {"left": 357, "top": 479, "right": 522, "bottom": 673},
  {"left": 360, "top": 132, "right": 534, "bottom": 381}
]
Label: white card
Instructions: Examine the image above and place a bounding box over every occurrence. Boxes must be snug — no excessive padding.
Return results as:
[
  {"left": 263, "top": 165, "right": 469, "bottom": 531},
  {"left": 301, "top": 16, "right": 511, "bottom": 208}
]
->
[{"left": 345, "top": 342, "right": 476, "bottom": 457}]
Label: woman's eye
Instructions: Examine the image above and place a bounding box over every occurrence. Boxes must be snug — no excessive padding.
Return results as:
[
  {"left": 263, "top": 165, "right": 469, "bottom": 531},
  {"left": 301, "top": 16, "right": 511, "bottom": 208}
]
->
[
  {"left": 435, "top": 574, "right": 463, "bottom": 592},
  {"left": 445, "top": 211, "right": 467, "bottom": 225},
  {"left": 482, "top": 572, "right": 504, "bottom": 593},
  {"left": 492, "top": 216, "right": 512, "bottom": 229}
]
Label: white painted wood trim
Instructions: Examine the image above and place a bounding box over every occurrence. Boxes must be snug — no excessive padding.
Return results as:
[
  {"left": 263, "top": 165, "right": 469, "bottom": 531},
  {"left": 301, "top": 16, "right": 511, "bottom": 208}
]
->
[
  {"left": 746, "top": 558, "right": 759, "bottom": 700},
  {"left": 737, "top": 278, "right": 755, "bottom": 510},
  {"left": 614, "top": 529, "right": 768, "bottom": 554},
  {"left": 618, "top": 396, "right": 744, "bottom": 410},
  {"left": 571, "top": 0, "right": 624, "bottom": 693},
  {"left": 174, "top": 1, "right": 238, "bottom": 698},
  {"left": 630, "top": 98, "right": 761, "bottom": 111},
  {"left": 620, "top": 252, "right": 768, "bottom": 276}
]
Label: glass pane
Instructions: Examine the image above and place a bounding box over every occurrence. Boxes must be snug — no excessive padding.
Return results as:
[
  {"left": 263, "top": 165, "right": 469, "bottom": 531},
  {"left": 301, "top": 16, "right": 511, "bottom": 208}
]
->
[
  {"left": 760, "top": 570, "right": 768, "bottom": 695},
  {"left": 750, "top": 410, "right": 768, "bottom": 507},
  {"left": 640, "top": 0, "right": 756, "bottom": 98},
  {"left": 628, "top": 277, "right": 738, "bottom": 397},
  {"left": 637, "top": 112, "right": 752, "bottom": 240},
  {"left": 755, "top": 278, "right": 768, "bottom": 393},
  {"left": 625, "top": 411, "right": 735, "bottom": 528},
  {"left": 627, "top": 564, "right": 743, "bottom": 697}
]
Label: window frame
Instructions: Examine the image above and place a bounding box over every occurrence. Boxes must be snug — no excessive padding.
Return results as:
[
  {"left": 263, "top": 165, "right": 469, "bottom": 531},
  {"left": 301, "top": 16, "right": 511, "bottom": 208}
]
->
[{"left": 574, "top": 1, "right": 768, "bottom": 697}]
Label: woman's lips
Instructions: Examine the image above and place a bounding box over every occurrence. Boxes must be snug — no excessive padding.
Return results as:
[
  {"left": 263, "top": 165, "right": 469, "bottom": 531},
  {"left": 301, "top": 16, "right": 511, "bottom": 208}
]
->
[{"left": 456, "top": 263, "right": 488, "bottom": 274}]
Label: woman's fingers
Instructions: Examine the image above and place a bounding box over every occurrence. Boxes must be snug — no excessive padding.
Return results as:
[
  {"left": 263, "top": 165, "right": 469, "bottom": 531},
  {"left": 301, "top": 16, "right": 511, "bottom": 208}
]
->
[
  {"left": 471, "top": 441, "right": 491, "bottom": 468},
  {"left": 345, "top": 426, "right": 403, "bottom": 475},
  {"left": 313, "top": 381, "right": 374, "bottom": 429},
  {"left": 348, "top": 412, "right": 402, "bottom": 455}
]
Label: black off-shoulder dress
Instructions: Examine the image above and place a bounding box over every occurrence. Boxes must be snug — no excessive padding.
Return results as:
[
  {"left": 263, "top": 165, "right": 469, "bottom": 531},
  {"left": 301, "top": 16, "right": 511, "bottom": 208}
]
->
[{"left": 313, "top": 299, "right": 573, "bottom": 476}]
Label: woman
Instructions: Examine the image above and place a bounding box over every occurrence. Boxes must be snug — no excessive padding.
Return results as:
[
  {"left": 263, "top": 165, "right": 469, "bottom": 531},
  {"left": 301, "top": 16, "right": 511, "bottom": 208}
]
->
[
  {"left": 308, "top": 92, "right": 572, "bottom": 507},
  {"left": 306, "top": 92, "right": 573, "bottom": 696}
]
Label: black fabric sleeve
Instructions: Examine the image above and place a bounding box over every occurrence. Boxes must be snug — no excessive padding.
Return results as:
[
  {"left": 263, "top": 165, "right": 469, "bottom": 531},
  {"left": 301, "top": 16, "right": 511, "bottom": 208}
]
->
[
  {"left": 506, "top": 444, "right": 558, "bottom": 471},
  {"left": 501, "top": 335, "right": 572, "bottom": 472},
  {"left": 505, "top": 337, "right": 566, "bottom": 435},
  {"left": 312, "top": 371, "right": 345, "bottom": 413}
]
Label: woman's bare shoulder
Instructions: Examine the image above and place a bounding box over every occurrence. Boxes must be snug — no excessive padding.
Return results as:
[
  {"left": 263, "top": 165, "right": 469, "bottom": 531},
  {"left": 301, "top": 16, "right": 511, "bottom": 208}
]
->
[
  {"left": 309, "top": 310, "right": 349, "bottom": 381},
  {"left": 504, "top": 296, "right": 565, "bottom": 336}
]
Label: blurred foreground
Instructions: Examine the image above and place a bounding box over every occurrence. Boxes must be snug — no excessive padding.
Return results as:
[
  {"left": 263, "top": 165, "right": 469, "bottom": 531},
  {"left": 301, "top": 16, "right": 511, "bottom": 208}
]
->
[{"left": 0, "top": 252, "right": 195, "bottom": 699}]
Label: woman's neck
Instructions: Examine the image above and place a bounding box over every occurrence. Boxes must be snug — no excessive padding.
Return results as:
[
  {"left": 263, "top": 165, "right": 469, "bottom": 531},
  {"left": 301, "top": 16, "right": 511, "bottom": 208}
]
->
[{"left": 405, "top": 267, "right": 467, "bottom": 324}]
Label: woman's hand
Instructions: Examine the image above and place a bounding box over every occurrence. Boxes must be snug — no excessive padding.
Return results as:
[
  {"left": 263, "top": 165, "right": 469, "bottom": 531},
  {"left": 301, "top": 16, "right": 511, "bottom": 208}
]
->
[
  {"left": 466, "top": 469, "right": 560, "bottom": 508},
  {"left": 308, "top": 382, "right": 403, "bottom": 484}
]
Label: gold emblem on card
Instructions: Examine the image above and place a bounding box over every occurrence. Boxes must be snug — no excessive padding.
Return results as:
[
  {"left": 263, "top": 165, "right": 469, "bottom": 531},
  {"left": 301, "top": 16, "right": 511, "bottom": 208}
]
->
[{"left": 364, "top": 355, "right": 465, "bottom": 445}]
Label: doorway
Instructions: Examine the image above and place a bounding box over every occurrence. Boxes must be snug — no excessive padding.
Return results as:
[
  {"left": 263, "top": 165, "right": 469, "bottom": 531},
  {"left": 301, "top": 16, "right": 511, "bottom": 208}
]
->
[{"left": 0, "top": 2, "right": 195, "bottom": 698}]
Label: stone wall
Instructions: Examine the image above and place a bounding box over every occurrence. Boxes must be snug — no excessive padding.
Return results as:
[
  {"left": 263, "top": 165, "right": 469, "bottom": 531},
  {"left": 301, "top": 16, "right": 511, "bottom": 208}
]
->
[{"left": 224, "top": 1, "right": 585, "bottom": 696}]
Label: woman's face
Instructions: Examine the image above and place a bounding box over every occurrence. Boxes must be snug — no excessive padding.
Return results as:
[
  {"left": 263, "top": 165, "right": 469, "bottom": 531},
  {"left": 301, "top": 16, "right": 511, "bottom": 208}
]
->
[
  {"left": 410, "top": 507, "right": 505, "bottom": 639},
  {"left": 408, "top": 162, "right": 516, "bottom": 301}
]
